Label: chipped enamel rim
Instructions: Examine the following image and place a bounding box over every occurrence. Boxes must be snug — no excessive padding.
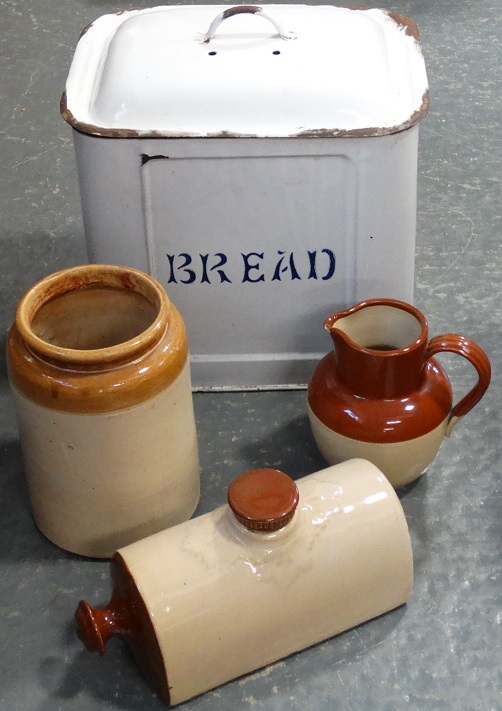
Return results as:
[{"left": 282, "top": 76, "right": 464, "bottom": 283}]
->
[{"left": 61, "top": 5, "right": 429, "bottom": 138}]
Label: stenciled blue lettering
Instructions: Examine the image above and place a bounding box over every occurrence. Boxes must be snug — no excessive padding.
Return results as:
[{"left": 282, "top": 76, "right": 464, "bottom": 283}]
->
[
  {"left": 210, "top": 253, "right": 232, "bottom": 283},
  {"left": 165, "top": 249, "right": 336, "bottom": 283},
  {"left": 307, "top": 249, "right": 336, "bottom": 280},
  {"left": 321, "top": 249, "right": 336, "bottom": 281},
  {"left": 241, "top": 252, "right": 265, "bottom": 283},
  {"left": 272, "top": 251, "right": 301, "bottom": 281},
  {"left": 178, "top": 253, "right": 196, "bottom": 284},
  {"left": 166, "top": 253, "right": 177, "bottom": 284}
]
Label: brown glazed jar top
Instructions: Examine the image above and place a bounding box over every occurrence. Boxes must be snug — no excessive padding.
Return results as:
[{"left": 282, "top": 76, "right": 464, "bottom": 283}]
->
[
  {"left": 227, "top": 469, "right": 299, "bottom": 532},
  {"left": 7, "top": 264, "right": 188, "bottom": 413}
]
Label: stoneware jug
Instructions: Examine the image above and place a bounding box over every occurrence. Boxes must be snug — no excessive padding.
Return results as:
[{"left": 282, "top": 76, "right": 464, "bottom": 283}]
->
[
  {"left": 7, "top": 264, "right": 200, "bottom": 558},
  {"left": 308, "top": 298, "right": 491, "bottom": 488},
  {"left": 75, "top": 460, "right": 412, "bottom": 705}
]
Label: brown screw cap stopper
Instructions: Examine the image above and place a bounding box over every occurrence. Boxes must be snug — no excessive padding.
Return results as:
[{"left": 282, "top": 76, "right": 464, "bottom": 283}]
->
[
  {"left": 75, "top": 599, "right": 130, "bottom": 655},
  {"left": 227, "top": 468, "right": 299, "bottom": 532}
]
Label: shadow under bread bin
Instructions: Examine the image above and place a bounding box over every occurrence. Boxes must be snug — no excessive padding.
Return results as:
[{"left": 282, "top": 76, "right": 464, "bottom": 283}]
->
[
  {"left": 76, "top": 461, "right": 413, "bottom": 705},
  {"left": 61, "top": 4, "right": 429, "bottom": 390},
  {"left": 6, "top": 264, "right": 200, "bottom": 558}
]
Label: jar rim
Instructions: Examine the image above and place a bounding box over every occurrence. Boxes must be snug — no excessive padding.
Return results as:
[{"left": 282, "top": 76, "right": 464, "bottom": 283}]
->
[{"left": 15, "top": 264, "right": 169, "bottom": 366}]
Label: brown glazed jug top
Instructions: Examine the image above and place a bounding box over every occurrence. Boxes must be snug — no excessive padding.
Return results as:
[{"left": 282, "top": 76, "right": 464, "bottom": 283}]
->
[
  {"left": 324, "top": 299, "right": 428, "bottom": 399},
  {"left": 227, "top": 469, "right": 299, "bottom": 532},
  {"left": 309, "top": 297, "right": 491, "bottom": 443},
  {"left": 308, "top": 298, "right": 453, "bottom": 443}
]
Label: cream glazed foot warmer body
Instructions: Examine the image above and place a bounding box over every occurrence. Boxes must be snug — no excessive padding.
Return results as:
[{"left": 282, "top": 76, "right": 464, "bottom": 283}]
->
[{"left": 75, "top": 460, "right": 413, "bottom": 705}]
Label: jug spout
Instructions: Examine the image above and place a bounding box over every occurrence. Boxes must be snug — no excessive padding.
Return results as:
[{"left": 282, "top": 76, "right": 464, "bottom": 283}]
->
[
  {"left": 323, "top": 309, "right": 360, "bottom": 385},
  {"left": 323, "top": 307, "right": 356, "bottom": 352},
  {"left": 324, "top": 309, "right": 350, "bottom": 341},
  {"left": 324, "top": 309, "right": 349, "bottom": 335}
]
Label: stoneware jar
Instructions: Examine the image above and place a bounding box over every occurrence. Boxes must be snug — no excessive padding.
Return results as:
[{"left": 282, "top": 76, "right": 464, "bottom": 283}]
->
[
  {"left": 308, "top": 298, "right": 491, "bottom": 488},
  {"left": 75, "top": 460, "right": 413, "bottom": 705},
  {"left": 7, "top": 264, "right": 200, "bottom": 558}
]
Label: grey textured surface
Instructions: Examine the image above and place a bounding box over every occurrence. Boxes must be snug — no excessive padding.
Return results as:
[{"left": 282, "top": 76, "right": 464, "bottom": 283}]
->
[{"left": 0, "top": 1, "right": 501, "bottom": 709}]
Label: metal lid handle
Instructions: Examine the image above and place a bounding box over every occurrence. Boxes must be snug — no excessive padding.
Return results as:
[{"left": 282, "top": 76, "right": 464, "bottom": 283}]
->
[{"left": 203, "top": 5, "right": 295, "bottom": 43}]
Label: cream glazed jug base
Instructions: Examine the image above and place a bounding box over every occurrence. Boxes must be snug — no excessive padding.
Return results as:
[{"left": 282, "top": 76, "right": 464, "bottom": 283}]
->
[{"left": 308, "top": 404, "right": 448, "bottom": 489}]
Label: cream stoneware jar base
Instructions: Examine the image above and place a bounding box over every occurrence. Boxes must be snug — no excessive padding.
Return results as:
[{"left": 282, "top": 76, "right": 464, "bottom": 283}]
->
[
  {"left": 75, "top": 459, "right": 413, "bottom": 705},
  {"left": 11, "top": 364, "right": 199, "bottom": 558},
  {"left": 308, "top": 404, "right": 447, "bottom": 489},
  {"left": 7, "top": 264, "right": 200, "bottom": 558}
]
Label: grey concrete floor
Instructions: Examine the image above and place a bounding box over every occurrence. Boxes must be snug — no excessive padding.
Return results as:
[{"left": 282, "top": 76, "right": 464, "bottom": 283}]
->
[{"left": 0, "top": 1, "right": 501, "bottom": 710}]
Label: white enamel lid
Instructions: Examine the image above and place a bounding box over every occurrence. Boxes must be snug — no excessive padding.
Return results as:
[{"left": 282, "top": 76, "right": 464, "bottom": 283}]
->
[{"left": 62, "top": 4, "right": 429, "bottom": 138}]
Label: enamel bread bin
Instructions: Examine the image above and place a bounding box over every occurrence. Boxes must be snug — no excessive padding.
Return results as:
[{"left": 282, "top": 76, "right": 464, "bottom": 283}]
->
[
  {"left": 62, "top": 4, "right": 429, "bottom": 389},
  {"left": 75, "top": 461, "right": 413, "bottom": 705}
]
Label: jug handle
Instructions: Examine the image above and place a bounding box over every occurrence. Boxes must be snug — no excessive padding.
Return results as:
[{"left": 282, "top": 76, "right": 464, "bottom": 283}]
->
[{"left": 424, "top": 334, "right": 491, "bottom": 436}]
